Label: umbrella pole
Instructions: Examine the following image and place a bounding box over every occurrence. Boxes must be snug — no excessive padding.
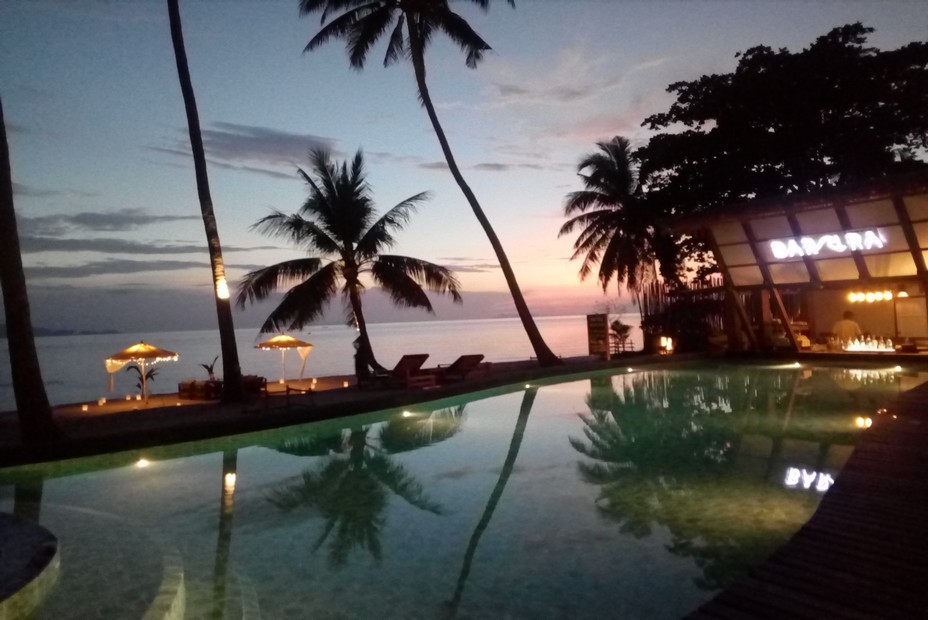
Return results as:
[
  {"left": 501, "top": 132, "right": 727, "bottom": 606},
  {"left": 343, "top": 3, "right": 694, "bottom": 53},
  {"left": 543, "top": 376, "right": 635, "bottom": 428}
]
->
[
  {"left": 141, "top": 359, "right": 148, "bottom": 402},
  {"left": 281, "top": 349, "right": 286, "bottom": 384}
]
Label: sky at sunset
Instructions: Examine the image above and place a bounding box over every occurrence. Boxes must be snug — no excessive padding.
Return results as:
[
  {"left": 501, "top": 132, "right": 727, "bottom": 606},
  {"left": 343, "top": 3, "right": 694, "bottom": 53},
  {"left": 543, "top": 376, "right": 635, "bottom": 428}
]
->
[{"left": 2, "top": 0, "right": 927, "bottom": 332}]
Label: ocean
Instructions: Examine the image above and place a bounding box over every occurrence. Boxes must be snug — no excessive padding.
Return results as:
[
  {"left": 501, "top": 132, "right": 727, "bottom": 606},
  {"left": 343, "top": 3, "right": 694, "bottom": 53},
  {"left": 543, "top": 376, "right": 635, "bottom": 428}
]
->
[{"left": 0, "top": 314, "right": 643, "bottom": 410}]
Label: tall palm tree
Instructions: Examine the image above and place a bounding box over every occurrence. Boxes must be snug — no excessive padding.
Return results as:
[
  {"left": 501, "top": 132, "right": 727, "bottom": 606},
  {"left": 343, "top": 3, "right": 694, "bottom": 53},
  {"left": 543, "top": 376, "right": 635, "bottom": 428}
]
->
[
  {"left": 167, "top": 0, "right": 243, "bottom": 402},
  {"left": 0, "top": 94, "right": 60, "bottom": 443},
  {"left": 559, "top": 136, "right": 670, "bottom": 320},
  {"left": 236, "top": 148, "right": 462, "bottom": 373},
  {"left": 299, "top": 0, "right": 560, "bottom": 367}
]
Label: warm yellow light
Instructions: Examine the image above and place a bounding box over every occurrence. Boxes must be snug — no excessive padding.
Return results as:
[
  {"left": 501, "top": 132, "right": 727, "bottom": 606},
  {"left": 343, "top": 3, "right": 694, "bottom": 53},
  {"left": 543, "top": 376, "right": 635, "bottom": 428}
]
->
[
  {"left": 898, "top": 290, "right": 910, "bottom": 298},
  {"left": 81, "top": 404, "right": 89, "bottom": 412},
  {"left": 627, "top": 368, "right": 634, "bottom": 373},
  {"left": 855, "top": 416, "right": 873, "bottom": 429},
  {"left": 874, "top": 291, "right": 884, "bottom": 301},
  {"left": 865, "top": 292, "right": 875, "bottom": 303},
  {"left": 216, "top": 277, "right": 230, "bottom": 300},
  {"left": 223, "top": 472, "right": 237, "bottom": 494},
  {"left": 402, "top": 410, "right": 414, "bottom": 418},
  {"left": 343, "top": 380, "right": 349, "bottom": 388},
  {"left": 136, "top": 458, "right": 151, "bottom": 468},
  {"left": 793, "top": 362, "right": 801, "bottom": 368},
  {"left": 894, "top": 366, "right": 903, "bottom": 372},
  {"left": 847, "top": 292, "right": 857, "bottom": 302},
  {"left": 883, "top": 290, "right": 892, "bottom": 300}
]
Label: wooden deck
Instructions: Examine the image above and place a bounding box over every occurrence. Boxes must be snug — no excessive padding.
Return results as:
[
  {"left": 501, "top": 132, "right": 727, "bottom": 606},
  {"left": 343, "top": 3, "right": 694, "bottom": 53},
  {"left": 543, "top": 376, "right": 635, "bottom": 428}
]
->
[{"left": 688, "top": 382, "right": 928, "bottom": 618}]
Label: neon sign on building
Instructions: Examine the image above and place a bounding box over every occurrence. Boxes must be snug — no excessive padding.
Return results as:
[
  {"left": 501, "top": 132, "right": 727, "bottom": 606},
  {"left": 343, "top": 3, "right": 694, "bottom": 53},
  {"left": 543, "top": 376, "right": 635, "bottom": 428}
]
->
[{"left": 769, "top": 229, "right": 886, "bottom": 260}]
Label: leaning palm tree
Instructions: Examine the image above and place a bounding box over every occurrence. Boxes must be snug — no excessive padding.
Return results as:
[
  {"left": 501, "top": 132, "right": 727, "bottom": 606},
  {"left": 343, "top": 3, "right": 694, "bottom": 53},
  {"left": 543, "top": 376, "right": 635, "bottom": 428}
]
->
[
  {"left": 236, "top": 147, "right": 462, "bottom": 372},
  {"left": 559, "top": 136, "right": 666, "bottom": 319},
  {"left": 0, "top": 94, "right": 60, "bottom": 442},
  {"left": 299, "top": 0, "right": 560, "bottom": 367},
  {"left": 167, "top": 0, "right": 243, "bottom": 401}
]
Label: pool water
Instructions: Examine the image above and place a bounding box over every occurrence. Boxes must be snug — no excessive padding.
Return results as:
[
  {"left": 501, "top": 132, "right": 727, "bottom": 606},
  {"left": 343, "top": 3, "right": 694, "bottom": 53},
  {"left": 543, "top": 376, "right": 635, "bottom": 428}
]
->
[{"left": 0, "top": 363, "right": 909, "bottom": 619}]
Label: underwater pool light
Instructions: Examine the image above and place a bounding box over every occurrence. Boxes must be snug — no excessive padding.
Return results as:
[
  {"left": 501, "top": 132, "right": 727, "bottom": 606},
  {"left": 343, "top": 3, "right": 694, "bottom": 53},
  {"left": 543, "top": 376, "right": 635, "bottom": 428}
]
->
[{"left": 136, "top": 458, "right": 151, "bottom": 468}]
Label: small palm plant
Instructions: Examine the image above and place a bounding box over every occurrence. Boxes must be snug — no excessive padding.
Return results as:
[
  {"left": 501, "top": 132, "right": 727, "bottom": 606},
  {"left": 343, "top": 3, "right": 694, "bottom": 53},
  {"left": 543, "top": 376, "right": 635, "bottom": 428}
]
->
[
  {"left": 125, "top": 364, "right": 158, "bottom": 395},
  {"left": 199, "top": 355, "right": 219, "bottom": 381}
]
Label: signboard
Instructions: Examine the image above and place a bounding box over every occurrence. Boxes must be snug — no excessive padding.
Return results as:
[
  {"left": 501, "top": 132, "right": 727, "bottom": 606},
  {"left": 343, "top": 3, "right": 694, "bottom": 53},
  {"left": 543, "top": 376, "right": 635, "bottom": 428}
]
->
[
  {"left": 587, "top": 314, "right": 609, "bottom": 359},
  {"left": 769, "top": 229, "right": 885, "bottom": 260}
]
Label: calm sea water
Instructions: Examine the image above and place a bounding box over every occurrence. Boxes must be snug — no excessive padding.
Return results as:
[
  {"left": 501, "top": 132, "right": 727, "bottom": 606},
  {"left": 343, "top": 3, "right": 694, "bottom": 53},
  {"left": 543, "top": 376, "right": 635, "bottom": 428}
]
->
[
  {"left": 0, "top": 315, "right": 643, "bottom": 410},
  {"left": 0, "top": 363, "right": 895, "bottom": 618}
]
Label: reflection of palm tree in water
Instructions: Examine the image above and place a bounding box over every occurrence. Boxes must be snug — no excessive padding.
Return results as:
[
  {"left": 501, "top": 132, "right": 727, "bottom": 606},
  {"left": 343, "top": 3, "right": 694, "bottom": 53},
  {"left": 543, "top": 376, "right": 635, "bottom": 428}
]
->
[
  {"left": 268, "top": 408, "right": 464, "bottom": 568},
  {"left": 443, "top": 388, "right": 538, "bottom": 619},
  {"left": 571, "top": 371, "right": 826, "bottom": 590}
]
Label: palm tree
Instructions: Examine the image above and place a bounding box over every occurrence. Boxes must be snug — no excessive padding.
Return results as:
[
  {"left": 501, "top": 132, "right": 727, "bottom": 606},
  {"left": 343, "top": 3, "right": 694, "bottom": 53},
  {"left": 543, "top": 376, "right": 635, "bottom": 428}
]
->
[
  {"left": 559, "top": 136, "right": 673, "bottom": 319},
  {"left": 236, "top": 148, "right": 462, "bottom": 373},
  {"left": 299, "top": 0, "right": 560, "bottom": 367},
  {"left": 0, "top": 94, "right": 60, "bottom": 442},
  {"left": 167, "top": 0, "right": 244, "bottom": 402}
]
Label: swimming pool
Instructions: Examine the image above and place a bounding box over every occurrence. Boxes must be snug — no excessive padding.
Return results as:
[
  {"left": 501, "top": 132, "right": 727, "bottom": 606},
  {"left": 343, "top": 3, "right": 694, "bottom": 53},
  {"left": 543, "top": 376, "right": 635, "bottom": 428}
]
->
[{"left": 0, "top": 362, "right": 909, "bottom": 618}]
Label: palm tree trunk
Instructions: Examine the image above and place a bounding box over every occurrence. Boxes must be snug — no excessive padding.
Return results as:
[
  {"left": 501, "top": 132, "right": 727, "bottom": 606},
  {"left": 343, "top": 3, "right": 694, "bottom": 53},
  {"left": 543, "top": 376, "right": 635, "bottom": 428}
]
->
[
  {"left": 167, "top": 0, "right": 243, "bottom": 402},
  {"left": 347, "top": 284, "right": 385, "bottom": 373},
  {"left": 0, "top": 95, "right": 61, "bottom": 443},
  {"left": 445, "top": 388, "right": 538, "bottom": 617},
  {"left": 406, "top": 22, "right": 560, "bottom": 367}
]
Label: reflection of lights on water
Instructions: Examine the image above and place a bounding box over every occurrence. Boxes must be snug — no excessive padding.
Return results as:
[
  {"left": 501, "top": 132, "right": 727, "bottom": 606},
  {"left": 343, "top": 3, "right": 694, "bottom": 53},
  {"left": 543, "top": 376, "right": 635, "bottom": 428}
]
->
[
  {"left": 136, "top": 458, "right": 151, "bottom": 468},
  {"left": 223, "top": 472, "right": 237, "bottom": 494},
  {"left": 894, "top": 366, "right": 903, "bottom": 372},
  {"left": 784, "top": 467, "right": 834, "bottom": 493},
  {"left": 855, "top": 416, "right": 873, "bottom": 429}
]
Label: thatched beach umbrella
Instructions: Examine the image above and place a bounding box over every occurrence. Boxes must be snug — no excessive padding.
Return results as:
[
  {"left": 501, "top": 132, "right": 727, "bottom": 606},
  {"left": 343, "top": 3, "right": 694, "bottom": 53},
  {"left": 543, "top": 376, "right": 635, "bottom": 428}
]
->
[
  {"left": 106, "top": 341, "right": 178, "bottom": 400},
  {"left": 255, "top": 334, "right": 313, "bottom": 383}
]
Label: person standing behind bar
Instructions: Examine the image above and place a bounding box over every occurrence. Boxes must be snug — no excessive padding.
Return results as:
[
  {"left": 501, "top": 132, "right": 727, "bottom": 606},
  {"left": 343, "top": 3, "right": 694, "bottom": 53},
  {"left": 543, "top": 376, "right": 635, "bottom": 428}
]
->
[{"left": 832, "top": 310, "right": 862, "bottom": 342}]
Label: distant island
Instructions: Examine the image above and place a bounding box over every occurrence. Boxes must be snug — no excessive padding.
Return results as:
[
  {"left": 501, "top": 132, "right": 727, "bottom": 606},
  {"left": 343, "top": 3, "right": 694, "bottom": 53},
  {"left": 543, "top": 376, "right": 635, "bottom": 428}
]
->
[{"left": 0, "top": 324, "right": 121, "bottom": 338}]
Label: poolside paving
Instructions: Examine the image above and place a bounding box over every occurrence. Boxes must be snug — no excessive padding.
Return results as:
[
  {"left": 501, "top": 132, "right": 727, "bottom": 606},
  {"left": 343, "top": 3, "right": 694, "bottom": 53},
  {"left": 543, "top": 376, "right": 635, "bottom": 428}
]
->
[
  {"left": 0, "top": 355, "right": 663, "bottom": 466},
  {"left": 688, "top": 380, "right": 928, "bottom": 618}
]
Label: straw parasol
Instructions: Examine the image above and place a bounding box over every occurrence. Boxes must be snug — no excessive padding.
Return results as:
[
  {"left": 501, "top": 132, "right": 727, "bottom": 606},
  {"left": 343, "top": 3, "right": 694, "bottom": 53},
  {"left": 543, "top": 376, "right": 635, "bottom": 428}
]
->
[
  {"left": 255, "top": 334, "right": 313, "bottom": 383},
  {"left": 105, "top": 341, "right": 178, "bottom": 400}
]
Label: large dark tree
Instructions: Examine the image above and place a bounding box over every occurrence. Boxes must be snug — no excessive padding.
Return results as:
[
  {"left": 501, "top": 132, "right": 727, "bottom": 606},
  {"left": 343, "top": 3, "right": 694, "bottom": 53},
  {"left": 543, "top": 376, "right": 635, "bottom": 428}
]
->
[
  {"left": 559, "top": 136, "right": 679, "bottom": 309},
  {"left": 0, "top": 95, "right": 60, "bottom": 443},
  {"left": 638, "top": 23, "right": 928, "bottom": 218},
  {"left": 299, "top": 0, "right": 561, "bottom": 367},
  {"left": 236, "top": 148, "right": 462, "bottom": 373},
  {"left": 167, "top": 0, "right": 244, "bottom": 402}
]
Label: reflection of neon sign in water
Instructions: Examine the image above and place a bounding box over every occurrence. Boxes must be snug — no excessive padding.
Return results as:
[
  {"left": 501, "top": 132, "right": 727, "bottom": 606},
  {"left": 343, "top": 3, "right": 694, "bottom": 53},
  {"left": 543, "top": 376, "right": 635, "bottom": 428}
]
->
[
  {"left": 770, "top": 230, "right": 885, "bottom": 259},
  {"left": 784, "top": 467, "right": 835, "bottom": 493}
]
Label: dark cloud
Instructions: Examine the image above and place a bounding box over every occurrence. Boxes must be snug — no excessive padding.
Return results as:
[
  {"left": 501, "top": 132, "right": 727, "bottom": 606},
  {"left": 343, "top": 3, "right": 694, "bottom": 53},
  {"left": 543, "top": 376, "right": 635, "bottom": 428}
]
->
[
  {"left": 419, "top": 161, "right": 449, "bottom": 171},
  {"left": 19, "top": 208, "right": 199, "bottom": 236},
  {"left": 473, "top": 162, "right": 546, "bottom": 172},
  {"left": 19, "top": 236, "right": 279, "bottom": 255},
  {"left": 153, "top": 122, "right": 338, "bottom": 179},
  {"left": 12, "top": 182, "right": 99, "bottom": 199},
  {"left": 441, "top": 262, "right": 498, "bottom": 273},
  {"left": 25, "top": 259, "right": 208, "bottom": 279}
]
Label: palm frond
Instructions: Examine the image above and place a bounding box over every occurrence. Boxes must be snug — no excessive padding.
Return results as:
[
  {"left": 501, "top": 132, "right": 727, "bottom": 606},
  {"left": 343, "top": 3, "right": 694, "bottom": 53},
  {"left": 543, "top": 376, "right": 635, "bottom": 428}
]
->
[
  {"left": 355, "top": 191, "right": 429, "bottom": 257},
  {"left": 257, "top": 262, "right": 342, "bottom": 333},
  {"left": 373, "top": 255, "right": 463, "bottom": 307},
  {"left": 436, "top": 9, "right": 492, "bottom": 69},
  {"left": 235, "top": 257, "right": 325, "bottom": 308},
  {"left": 383, "top": 13, "right": 406, "bottom": 66}
]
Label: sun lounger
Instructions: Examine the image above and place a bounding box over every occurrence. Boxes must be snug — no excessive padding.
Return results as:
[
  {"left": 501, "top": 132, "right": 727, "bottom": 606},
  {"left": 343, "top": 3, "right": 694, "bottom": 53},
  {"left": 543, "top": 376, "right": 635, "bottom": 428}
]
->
[
  {"left": 433, "top": 354, "right": 485, "bottom": 384},
  {"left": 367, "top": 353, "right": 436, "bottom": 389}
]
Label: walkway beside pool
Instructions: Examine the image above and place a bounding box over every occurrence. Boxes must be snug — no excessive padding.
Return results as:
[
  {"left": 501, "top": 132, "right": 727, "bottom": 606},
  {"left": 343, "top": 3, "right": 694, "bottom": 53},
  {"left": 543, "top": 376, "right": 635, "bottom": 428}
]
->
[
  {"left": 0, "top": 354, "right": 665, "bottom": 466},
  {"left": 688, "top": 380, "right": 928, "bottom": 618}
]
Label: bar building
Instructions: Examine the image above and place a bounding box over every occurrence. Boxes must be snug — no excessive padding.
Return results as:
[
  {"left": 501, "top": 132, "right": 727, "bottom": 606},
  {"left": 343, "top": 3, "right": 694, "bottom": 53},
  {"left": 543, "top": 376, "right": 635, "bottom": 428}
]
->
[{"left": 674, "top": 172, "right": 928, "bottom": 354}]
